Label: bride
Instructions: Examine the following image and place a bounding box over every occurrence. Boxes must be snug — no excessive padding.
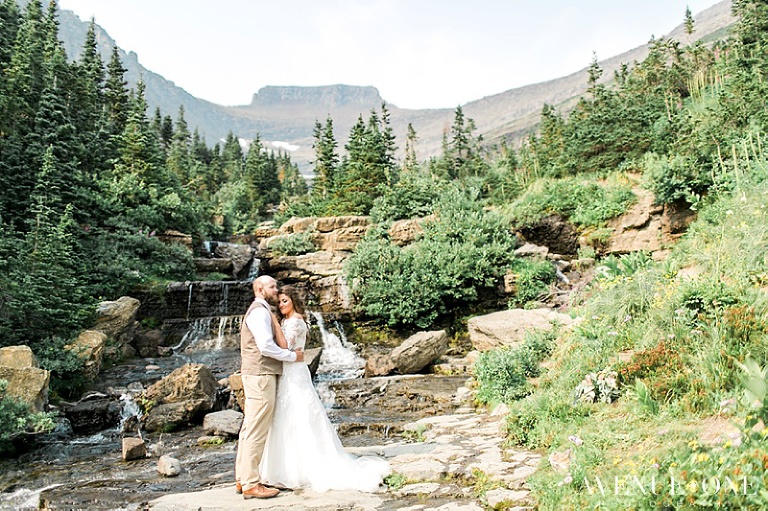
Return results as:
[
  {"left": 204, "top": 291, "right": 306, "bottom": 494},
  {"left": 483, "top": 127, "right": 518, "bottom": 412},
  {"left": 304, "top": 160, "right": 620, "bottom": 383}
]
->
[{"left": 259, "top": 286, "right": 391, "bottom": 492}]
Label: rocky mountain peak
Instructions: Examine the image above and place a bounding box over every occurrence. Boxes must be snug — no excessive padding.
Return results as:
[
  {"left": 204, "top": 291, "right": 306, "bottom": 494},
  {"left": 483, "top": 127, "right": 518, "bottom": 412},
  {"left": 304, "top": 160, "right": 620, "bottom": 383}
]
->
[{"left": 247, "top": 84, "right": 385, "bottom": 109}]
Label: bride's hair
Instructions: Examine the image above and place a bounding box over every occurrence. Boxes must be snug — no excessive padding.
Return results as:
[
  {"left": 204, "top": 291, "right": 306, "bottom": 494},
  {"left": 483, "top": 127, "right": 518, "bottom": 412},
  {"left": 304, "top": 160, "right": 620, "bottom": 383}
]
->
[{"left": 278, "top": 285, "right": 306, "bottom": 320}]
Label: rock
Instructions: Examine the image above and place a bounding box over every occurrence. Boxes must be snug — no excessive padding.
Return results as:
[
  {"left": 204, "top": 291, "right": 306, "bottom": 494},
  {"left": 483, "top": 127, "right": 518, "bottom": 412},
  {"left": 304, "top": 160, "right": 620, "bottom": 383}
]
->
[
  {"left": 228, "top": 372, "right": 244, "bottom": 411},
  {"left": 485, "top": 489, "right": 531, "bottom": 507},
  {"left": 143, "top": 363, "right": 219, "bottom": 432},
  {"left": 313, "top": 216, "right": 370, "bottom": 233},
  {"left": 66, "top": 330, "right": 107, "bottom": 380},
  {"left": 278, "top": 216, "right": 317, "bottom": 234},
  {"left": 202, "top": 409, "right": 243, "bottom": 437},
  {"left": 514, "top": 243, "right": 549, "bottom": 259},
  {"left": 468, "top": 309, "right": 572, "bottom": 352},
  {"left": 94, "top": 296, "right": 141, "bottom": 358},
  {"left": 133, "top": 328, "right": 165, "bottom": 358},
  {"left": 157, "top": 455, "right": 181, "bottom": 477},
  {"left": 212, "top": 242, "right": 255, "bottom": 278},
  {"left": 315, "top": 225, "right": 370, "bottom": 252},
  {"left": 390, "top": 330, "right": 449, "bottom": 375},
  {"left": 156, "top": 230, "right": 193, "bottom": 251},
  {"left": 548, "top": 448, "right": 572, "bottom": 473},
  {"left": 518, "top": 215, "right": 579, "bottom": 256},
  {"left": 122, "top": 437, "right": 147, "bottom": 461},
  {"left": 365, "top": 353, "right": 396, "bottom": 378},
  {"left": 0, "top": 347, "right": 50, "bottom": 413},
  {"left": 193, "top": 257, "right": 233, "bottom": 274},
  {"left": 60, "top": 395, "right": 121, "bottom": 434},
  {"left": 0, "top": 345, "right": 39, "bottom": 368},
  {"left": 389, "top": 218, "right": 426, "bottom": 246}
]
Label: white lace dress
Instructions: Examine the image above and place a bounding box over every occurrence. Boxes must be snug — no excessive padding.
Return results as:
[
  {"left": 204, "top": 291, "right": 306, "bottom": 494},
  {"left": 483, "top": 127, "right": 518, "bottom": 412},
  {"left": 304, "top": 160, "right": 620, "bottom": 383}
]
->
[{"left": 259, "top": 316, "right": 391, "bottom": 492}]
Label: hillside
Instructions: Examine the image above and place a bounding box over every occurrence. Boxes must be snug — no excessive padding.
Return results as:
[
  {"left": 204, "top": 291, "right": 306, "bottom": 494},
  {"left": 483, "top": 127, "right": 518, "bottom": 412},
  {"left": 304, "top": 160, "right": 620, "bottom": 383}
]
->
[{"left": 54, "top": 1, "right": 735, "bottom": 171}]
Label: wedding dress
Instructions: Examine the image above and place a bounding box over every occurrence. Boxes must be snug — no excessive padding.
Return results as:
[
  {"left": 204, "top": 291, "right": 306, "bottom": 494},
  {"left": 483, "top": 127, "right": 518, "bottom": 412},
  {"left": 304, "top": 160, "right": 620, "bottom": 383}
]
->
[{"left": 259, "top": 316, "right": 391, "bottom": 492}]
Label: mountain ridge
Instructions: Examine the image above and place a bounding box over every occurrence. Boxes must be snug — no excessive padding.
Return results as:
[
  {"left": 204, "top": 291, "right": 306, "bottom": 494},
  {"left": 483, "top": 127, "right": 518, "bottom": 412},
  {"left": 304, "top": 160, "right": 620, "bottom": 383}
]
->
[{"left": 53, "top": 1, "right": 736, "bottom": 171}]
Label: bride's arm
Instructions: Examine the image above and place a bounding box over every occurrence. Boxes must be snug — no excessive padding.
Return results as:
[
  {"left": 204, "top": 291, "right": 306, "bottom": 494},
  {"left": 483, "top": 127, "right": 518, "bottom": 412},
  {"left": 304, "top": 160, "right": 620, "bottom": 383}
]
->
[{"left": 271, "top": 314, "right": 289, "bottom": 349}]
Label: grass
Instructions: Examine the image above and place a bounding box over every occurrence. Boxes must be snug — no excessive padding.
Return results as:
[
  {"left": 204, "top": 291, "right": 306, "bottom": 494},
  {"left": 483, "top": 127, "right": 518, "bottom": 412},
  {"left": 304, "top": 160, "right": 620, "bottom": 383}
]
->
[{"left": 489, "top": 156, "right": 768, "bottom": 509}]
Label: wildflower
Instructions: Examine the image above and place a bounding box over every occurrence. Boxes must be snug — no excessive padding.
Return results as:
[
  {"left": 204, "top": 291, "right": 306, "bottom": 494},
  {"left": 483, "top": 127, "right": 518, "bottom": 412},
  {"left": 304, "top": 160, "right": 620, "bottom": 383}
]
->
[
  {"left": 558, "top": 474, "right": 573, "bottom": 486},
  {"left": 623, "top": 315, "right": 632, "bottom": 323},
  {"left": 568, "top": 435, "right": 583, "bottom": 446},
  {"left": 688, "top": 440, "right": 700, "bottom": 450},
  {"left": 651, "top": 463, "right": 660, "bottom": 470},
  {"left": 696, "top": 453, "right": 710, "bottom": 463},
  {"left": 607, "top": 331, "right": 618, "bottom": 336},
  {"left": 726, "top": 210, "right": 734, "bottom": 216}
]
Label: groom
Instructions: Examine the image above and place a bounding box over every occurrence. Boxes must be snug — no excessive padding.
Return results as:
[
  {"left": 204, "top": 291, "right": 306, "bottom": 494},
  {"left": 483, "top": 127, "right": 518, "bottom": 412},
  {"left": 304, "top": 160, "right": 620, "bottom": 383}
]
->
[{"left": 235, "top": 275, "right": 304, "bottom": 499}]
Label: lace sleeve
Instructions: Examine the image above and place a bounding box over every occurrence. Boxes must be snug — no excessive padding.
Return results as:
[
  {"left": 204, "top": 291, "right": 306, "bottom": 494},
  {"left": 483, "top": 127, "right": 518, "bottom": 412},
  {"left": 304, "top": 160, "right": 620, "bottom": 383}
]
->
[{"left": 282, "top": 317, "right": 308, "bottom": 351}]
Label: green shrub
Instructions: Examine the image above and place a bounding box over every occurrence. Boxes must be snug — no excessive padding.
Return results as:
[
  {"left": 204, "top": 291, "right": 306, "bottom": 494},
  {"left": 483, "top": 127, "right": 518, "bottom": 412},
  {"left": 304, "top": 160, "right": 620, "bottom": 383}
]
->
[
  {"left": 269, "top": 230, "right": 316, "bottom": 256},
  {"left": 347, "top": 187, "right": 518, "bottom": 327},
  {"left": 37, "top": 337, "right": 87, "bottom": 401},
  {"left": 508, "top": 175, "right": 636, "bottom": 228},
  {"left": 508, "top": 258, "right": 557, "bottom": 306},
  {"left": 475, "top": 330, "right": 556, "bottom": 405},
  {"left": 369, "top": 174, "right": 444, "bottom": 223},
  {"left": 0, "top": 380, "right": 55, "bottom": 456}
]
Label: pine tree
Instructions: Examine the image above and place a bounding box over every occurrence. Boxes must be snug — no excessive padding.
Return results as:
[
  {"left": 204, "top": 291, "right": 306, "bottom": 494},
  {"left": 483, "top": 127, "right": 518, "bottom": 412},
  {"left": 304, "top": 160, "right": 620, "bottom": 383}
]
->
[
  {"left": 104, "top": 46, "right": 129, "bottom": 136},
  {"left": 166, "top": 105, "right": 192, "bottom": 184},
  {"left": 221, "top": 131, "right": 243, "bottom": 180},
  {"left": 403, "top": 123, "right": 419, "bottom": 174},
  {"left": 684, "top": 7, "right": 695, "bottom": 36},
  {"left": 0, "top": 0, "right": 20, "bottom": 69},
  {"left": 310, "top": 117, "right": 338, "bottom": 199}
]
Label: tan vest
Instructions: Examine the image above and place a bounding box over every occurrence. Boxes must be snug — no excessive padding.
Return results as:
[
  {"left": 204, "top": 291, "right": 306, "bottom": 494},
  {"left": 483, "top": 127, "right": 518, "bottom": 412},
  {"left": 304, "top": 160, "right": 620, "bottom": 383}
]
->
[{"left": 240, "top": 300, "right": 283, "bottom": 376}]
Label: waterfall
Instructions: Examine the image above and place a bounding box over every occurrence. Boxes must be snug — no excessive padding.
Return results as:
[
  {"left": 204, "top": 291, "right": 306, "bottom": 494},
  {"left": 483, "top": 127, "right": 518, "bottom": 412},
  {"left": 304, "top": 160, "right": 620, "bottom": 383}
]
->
[
  {"left": 246, "top": 257, "right": 261, "bottom": 281},
  {"left": 119, "top": 393, "right": 143, "bottom": 438},
  {"left": 310, "top": 312, "right": 365, "bottom": 408},
  {"left": 185, "top": 282, "right": 194, "bottom": 320}
]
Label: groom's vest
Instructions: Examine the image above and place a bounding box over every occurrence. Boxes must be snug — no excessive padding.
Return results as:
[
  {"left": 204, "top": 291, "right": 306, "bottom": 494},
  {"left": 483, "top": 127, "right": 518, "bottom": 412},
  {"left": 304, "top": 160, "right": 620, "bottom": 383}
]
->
[{"left": 240, "top": 300, "right": 283, "bottom": 376}]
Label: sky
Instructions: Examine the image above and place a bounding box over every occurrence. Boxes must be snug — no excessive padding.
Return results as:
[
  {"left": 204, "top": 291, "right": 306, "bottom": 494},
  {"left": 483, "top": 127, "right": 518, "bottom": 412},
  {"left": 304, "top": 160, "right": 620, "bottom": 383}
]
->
[{"left": 57, "top": 0, "right": 723, "bottom": 110}]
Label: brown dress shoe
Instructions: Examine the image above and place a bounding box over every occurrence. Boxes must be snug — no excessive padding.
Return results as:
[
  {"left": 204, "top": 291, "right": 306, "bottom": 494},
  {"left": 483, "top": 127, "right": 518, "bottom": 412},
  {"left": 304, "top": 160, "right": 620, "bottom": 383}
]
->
[
  {"left": 235, "top": 481, "right": 242, "bottom": 494},
  {"left": 242, "top": 483, "right": 280, "bottom": 499}
]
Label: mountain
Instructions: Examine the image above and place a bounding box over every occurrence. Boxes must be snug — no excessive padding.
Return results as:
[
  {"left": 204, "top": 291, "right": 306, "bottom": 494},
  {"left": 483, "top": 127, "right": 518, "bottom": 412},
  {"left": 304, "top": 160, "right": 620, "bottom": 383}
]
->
[{"left": 53, "top": 1, "right": 736, "bottom": 172}]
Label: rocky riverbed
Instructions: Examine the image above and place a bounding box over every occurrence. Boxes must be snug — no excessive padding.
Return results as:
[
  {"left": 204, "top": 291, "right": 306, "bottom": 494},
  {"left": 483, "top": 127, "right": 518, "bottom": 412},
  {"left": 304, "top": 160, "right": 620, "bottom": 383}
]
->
[{"left": 147, "top": 404, "right": 540, "bottom": 511}]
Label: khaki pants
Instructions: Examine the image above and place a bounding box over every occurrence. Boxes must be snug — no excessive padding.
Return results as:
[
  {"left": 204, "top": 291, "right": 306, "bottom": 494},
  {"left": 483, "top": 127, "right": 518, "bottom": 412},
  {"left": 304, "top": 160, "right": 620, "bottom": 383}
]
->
[{"left": 235, "top": 374, "right": 276, "bottom": 490}]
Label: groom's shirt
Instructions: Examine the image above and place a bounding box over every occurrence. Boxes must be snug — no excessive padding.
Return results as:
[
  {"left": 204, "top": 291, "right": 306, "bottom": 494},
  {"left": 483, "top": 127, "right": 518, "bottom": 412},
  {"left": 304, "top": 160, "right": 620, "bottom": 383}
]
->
[{"left": 243, "top": 298, "right": 297, "bottom": 369}]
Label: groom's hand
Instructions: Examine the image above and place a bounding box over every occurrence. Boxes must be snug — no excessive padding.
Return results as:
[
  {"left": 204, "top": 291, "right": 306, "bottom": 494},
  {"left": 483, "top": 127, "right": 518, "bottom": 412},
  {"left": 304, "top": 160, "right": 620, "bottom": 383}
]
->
[{"left": 294, "top": 348, "right": 305, "bottom": 362}]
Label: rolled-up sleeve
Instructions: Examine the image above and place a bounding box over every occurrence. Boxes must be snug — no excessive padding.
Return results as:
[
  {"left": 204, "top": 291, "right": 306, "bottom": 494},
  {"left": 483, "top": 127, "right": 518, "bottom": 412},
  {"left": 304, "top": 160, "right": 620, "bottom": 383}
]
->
[{"left": 245, "top": 307, "right": 297, "bottom": 362}]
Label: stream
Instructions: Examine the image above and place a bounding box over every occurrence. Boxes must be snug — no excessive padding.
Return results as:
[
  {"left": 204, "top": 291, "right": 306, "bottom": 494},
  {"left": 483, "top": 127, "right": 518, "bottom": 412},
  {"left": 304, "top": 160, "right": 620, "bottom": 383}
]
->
[{"left": 0, "top": 312, "right": 453, "bottom": 511}]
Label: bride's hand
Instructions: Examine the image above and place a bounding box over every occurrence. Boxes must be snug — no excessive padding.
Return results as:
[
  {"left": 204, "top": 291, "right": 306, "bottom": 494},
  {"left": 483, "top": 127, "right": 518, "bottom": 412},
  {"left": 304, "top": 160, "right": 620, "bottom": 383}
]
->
[{"left": 271, "top": 314, "right": 288, "bottom": 349}]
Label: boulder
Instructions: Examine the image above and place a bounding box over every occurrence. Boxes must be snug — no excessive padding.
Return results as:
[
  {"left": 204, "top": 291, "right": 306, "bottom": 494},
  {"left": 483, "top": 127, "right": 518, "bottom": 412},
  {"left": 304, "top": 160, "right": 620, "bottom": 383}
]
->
[
  {"left": 468, "top": 309, "right": 573, "bottom": 352},
  {"left": 212, "top": 242, "right": 255, "bottom": 278},
  {"left": 122, "top": 437, "right": 147, "bottom": 461},
  {"left": 60, "top": 393, "right": 121, "bottom": 434},
  {"left": 0, "top": 345, "right": 39, "bottom": 368},
  {"left": 365, "top": 353, "right": 395, "bottom": 378},
  {"left": 143, "top": 363, "right": 219, "bottom": 432},
  {"left": 66, "top": 330, "right": 107, "bottom": 380},
  {"left": 202, "top": 409, "right": 243, "bottom": 437},
  {"left": 157, "top": 455, "right": 181, "bottom": 477},
  {"left": 94, "top": 296, "right": 141, "bottom": 358},
  {"left": 0, "top": 346, "right": 50, "bottom": 413},
  {"left": 390, "top": 330, "right": 449, "bottom": 375},
  {"left": 514, "top": 242, "right": 549, "bottom": 259}
]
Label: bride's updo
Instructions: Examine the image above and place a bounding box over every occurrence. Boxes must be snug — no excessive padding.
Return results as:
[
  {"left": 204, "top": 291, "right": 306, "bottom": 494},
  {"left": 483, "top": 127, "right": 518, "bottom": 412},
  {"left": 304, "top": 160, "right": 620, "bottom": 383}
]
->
[{"left": 278, "top": 285, "right": 306, "bottom": 320}]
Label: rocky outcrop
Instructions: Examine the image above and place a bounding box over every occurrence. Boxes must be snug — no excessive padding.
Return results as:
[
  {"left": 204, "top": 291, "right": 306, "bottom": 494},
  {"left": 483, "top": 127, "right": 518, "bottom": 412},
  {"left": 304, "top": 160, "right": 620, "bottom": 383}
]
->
[
  {"left": 143, "top": 363, "right": 219, "bottom": 432},
  {"left": 0, "top": 345, "right": 50, "bottom": 413},
  {"left": 365, "top": 330, "right": 449, "bottom": 377},
  {"left": 468, "top": 308, "right": 573, "bottom": 352}
]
